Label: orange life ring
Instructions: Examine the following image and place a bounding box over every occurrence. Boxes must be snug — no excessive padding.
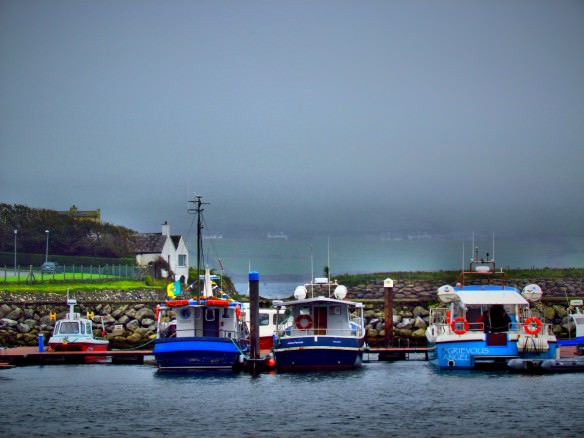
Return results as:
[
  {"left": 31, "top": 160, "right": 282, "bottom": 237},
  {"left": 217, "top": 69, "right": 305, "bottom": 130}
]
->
[
  {"left": 295, "top": 314, "right": 313, "bottom": 330},
  {"left": 450, "top": 317, "right": 469, "bottom": 335},
  {"left": 524, "top": 317, "right": 542, "bottom": 335},
  {"left": 206, "top": 299, "right": 229, "bottom": 307},
  {"left": 166, "top": 300, "right": 189, "bottom": 307},
  {"left": 235, "top": 305, "right": 241, "bottom": 320}
]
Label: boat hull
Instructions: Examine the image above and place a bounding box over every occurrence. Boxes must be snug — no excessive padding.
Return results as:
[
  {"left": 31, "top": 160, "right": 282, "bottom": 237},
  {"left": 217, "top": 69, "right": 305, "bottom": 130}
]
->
[
  {"left": 153, "top": 337, "right": 245, "bottom": 371},
  {"left": 274, "top": 336, "right": 364, "bottom": 371},
  {"left": 428, "top": 337, "right": 558, "bottom": 370},
  {"left": 48, "top": 340, "right": 109, "bottom": 362}
]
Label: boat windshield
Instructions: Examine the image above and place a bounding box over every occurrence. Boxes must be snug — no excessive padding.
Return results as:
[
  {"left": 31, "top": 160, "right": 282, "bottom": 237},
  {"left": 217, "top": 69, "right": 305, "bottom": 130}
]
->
[{"left": 57, "top": 321, "right": 80, "bottom": 335}]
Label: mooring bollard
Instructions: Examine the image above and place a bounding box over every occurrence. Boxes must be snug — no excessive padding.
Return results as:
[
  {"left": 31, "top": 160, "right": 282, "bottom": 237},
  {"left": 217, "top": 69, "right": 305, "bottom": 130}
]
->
[{"left": 38, "top": 333, "right": 44, "bottom": 352}]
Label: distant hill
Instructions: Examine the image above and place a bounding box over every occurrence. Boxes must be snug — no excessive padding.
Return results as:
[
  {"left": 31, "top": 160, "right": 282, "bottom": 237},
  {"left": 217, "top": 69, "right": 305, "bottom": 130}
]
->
[{"left": 0, "top": 203, "right": 136, "bottom": 258}]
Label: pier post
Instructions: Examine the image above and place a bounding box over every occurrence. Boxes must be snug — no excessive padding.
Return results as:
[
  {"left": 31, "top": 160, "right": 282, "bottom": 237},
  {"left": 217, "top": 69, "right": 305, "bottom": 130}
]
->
[
  {"left": 384, "top": 278, "right": 394, "bottom": 347},
  {"left": 249, "top": 271, "right": 260, "bottom": 374}
]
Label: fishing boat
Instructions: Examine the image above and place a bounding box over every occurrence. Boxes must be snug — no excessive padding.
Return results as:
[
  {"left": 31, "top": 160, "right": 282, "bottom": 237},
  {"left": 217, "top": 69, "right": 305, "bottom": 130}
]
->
[
  {"left": 272, "top": 278, "right": 366, "bottom": 371},
  {"left": 48, "top": 296, "right": 109, "bottom": 354},
  {"left": 425, "top": 247, "right": 558, "bottom": 370},
  {"left": 153, "top": 196, "right": 250, "bottom": 371},
  {"left": 557, "top": 299, "right": 584, "bottom": 354},
  {"left": 240, "top": 305, "right": 284, "bottom": 351}
]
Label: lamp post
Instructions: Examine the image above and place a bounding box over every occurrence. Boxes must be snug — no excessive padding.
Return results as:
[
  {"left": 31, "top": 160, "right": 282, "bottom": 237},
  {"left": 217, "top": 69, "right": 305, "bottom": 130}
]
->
[
  {"left": 13, "top": 229, "right": 17, "bottom": 273},
  {"left": 45, "top": 229, "right": 49, "bottom": 263}
]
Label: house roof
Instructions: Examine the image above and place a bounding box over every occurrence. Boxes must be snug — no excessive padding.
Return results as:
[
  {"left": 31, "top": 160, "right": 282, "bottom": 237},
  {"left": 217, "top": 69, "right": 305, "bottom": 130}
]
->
[{"left": 133, "top": 233, "right": 167, "bottom": 254}]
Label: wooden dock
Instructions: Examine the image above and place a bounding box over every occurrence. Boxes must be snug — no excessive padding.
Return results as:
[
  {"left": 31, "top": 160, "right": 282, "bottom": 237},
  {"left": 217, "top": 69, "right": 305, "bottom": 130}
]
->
[{"left": 0, "top": 347, "right": 153, "bottom": 366}]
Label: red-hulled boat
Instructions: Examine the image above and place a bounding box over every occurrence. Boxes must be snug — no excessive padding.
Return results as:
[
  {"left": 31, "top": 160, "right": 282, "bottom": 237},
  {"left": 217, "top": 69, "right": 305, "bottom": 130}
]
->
[{"left": 48, "top": 296, "right": 109, "bottom": 355}]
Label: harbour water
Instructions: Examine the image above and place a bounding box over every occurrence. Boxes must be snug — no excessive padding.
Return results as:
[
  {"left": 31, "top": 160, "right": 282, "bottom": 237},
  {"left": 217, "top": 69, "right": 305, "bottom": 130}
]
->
[{"left": 1, "top": 359, "right": 583, "bottom": 437}]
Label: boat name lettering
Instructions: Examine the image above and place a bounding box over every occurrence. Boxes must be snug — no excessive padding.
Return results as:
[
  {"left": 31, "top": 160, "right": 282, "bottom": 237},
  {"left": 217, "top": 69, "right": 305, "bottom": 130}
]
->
[{"left": 444, "top": 347, "right": 490, "bottom": 361}]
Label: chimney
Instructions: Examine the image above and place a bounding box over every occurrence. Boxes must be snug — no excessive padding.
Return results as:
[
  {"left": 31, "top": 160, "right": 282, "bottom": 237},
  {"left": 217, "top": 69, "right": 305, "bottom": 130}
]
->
[{"left": 161, "top": 221, "right": 170, "bottom": 236}]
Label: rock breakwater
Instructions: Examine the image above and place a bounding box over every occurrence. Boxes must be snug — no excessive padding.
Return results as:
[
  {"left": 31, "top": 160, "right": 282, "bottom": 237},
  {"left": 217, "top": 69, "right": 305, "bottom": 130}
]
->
[{"left": 1, "top": 276, "right": 583, "bottom": 349}]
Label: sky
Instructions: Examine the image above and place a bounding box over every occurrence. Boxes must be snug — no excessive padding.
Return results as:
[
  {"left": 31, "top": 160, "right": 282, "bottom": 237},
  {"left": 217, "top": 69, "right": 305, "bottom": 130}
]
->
[{"left": 1, "top": 0, "right": 583, "bottom": 240}]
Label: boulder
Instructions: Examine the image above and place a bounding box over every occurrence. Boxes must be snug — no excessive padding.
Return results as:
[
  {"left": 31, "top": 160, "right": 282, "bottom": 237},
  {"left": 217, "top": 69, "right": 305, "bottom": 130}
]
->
[
  {"left": 135, "top": 307, "right": 155, "bottom": 321},
  {"left": 125, "top": 319, "right": 140, "bottom": 332},
  {"left": 413, "top": 306, "right": 429, "bottom": 317},
  {"left": 411, "top": 328, "right": 427, "bottom": 338},
  {"left": 5, "top": 308, "right": 23, "bottom": 320},
  {"left": 0, "top": 318, "right": 18, "bottom": 327},
  {"left": 414, "top": 316, "right": 427, "bottom": 330},
  {"left": 17, "top": 323, "right": 31, "bottom": 333}
]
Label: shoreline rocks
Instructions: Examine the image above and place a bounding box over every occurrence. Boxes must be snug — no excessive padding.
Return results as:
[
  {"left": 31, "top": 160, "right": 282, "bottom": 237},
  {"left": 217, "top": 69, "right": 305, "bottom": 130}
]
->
[{"left": 1, "top": 276, "right": 583, "bottom": 348}]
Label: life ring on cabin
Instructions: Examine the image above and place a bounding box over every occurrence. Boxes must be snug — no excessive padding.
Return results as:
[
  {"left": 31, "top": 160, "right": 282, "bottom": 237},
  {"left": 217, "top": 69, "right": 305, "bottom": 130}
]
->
[
  {"left": 206, "top": 299, "right": 229, "bottom": 307},
  {"left": 295, "top": 314, "right": 313, "bottom": 330},
  {"left": 524, "top": 317, "right": 542, "bottom": 335},
  {"left": 450, "top": 317, "right": 469, "bottom": 335},
  {"left": 235, "top": 305, "right": 241, "bottom": 320},
  {"left": 166, "top": 300, "right": 189, "bottom": 307}
]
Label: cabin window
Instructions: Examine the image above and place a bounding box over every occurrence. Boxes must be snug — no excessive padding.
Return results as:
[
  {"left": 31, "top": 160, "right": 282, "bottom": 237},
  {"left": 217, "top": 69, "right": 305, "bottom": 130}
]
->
[
  {"left": 329, "top": 306, "right": 341, "bottom": 315},
  {"left": 58, "top": 322, "right": 79, "bottom": 335},
  {"left": 259, "top": 314, "right": 270, "bottom": 326},
  {"left": 222, "top": 308, "right": 230, "bottom": 318},
  {"left": 181, "top": 308, "right": 192, "bottom": 319},
  {"left": 205, "top": 308, "right": 215, "bottom": 321},
  {"left": 86, "top": 322, "right": 92, "bottom": 334},
  {"left": 299, "top": 307, "right": 310, "bottom": 315}
]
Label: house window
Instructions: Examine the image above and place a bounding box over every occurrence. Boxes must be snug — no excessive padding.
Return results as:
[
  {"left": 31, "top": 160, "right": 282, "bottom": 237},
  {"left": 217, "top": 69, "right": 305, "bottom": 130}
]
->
[{"left": 178, "top": 254, "right": 186, "bottom": 267}]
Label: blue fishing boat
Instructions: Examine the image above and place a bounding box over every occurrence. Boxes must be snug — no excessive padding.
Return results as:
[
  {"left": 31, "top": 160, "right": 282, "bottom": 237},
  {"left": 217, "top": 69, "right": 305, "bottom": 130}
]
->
[
  {"left": 153, "top": 293, "right": 248, "bottom": 371},
  {"left": 426, "top": 247, "right": 558, "bottom": 370},
  {"left": 272, "top": 279, "right": 365, "bottom": 371},
  {"left": 153, "top": 196, "right": 249, "bottom": 371}
]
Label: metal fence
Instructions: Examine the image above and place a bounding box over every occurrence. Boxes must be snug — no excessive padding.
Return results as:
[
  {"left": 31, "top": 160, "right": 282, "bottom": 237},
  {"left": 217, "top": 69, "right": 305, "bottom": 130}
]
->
[{"left": 1, "top": 264, "right": 143, "bottom": 284}]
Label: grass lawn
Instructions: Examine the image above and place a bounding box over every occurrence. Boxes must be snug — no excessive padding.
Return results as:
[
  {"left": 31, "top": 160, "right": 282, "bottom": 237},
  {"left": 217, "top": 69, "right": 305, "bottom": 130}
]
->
[{"left": 0, "top": 279, "right": 160, "bottom": 294}]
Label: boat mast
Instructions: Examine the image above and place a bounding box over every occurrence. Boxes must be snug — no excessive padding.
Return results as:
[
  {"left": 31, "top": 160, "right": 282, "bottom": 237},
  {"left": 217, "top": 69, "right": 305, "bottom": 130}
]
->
[{"left": 188, "top": 195, "right": 209, "bottom": 299}]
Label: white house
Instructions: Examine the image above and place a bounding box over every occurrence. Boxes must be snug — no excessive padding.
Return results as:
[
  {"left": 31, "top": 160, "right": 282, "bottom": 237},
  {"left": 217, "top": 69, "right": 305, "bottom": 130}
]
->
[{"left": 134, "top": 221, "right": 189, "bottom": 283}]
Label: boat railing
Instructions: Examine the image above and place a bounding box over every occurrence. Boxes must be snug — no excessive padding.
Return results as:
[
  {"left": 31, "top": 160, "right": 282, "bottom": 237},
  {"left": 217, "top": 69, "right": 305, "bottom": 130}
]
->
[
  {"left": 276, "top": 327, "right": 365, "bottom": 338},
  {"left": 509, "top": 320, "right": 554, "bottom": 336},
  {"left": 158, "top": 326, "right": 241, "bottom": 339}
]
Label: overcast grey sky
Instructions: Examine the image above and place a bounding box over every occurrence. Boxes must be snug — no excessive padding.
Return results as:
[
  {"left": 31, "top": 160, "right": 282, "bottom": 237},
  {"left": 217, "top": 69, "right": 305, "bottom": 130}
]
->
[{"left": 1, "top": 0, "right": 583, "bottom": 238}]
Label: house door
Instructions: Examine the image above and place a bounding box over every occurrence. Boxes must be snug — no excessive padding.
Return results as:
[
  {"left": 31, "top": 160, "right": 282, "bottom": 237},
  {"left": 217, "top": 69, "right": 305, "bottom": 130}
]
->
[{"left": 313, "top": 307, "right": 328, "bottom": 335}]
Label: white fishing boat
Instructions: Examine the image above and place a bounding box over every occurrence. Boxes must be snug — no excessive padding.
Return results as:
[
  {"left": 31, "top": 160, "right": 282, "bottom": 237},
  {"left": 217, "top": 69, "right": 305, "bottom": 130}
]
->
[
  {"left": 426, "top": 245, "right": 558, "bottom": 370},
  {"left": 48, "top": 296, "right": 109, "bottom": 356},
  {"left": 272, "top": 278, "right": 365, "bottom": 371}
]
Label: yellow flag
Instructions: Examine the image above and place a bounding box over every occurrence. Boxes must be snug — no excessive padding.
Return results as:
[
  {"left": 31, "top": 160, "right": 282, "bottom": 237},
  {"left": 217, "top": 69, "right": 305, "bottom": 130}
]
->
[{"left": 166, "top": 282, "right": 175, "bottom": 297}]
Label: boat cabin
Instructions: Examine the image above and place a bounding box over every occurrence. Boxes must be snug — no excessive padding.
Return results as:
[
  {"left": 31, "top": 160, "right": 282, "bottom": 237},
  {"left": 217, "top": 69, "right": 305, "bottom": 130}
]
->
[
  {"left": 276, "top": 297, "right": 364, "bottom": 338},
  {"left": 157, "top": 300, "right": 245, "bottom": 340}
]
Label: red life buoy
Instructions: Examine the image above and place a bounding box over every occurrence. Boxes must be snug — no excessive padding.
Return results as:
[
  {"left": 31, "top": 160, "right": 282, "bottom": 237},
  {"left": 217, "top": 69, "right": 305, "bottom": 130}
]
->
[
  {"left": 155, "top": 304, "right": 160, "bottom": 321},
  {"left": 235, "top": 305, "right": 241, "bottom": 320},
  {"left": 524, "top": 317, "right": 542, "bottom": 335},
  {"left": 450, "top": 317, "right": 469, "bottom": 335},
  {"left": 295, "top": 314, "right": 313, "bottom": 330}
]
